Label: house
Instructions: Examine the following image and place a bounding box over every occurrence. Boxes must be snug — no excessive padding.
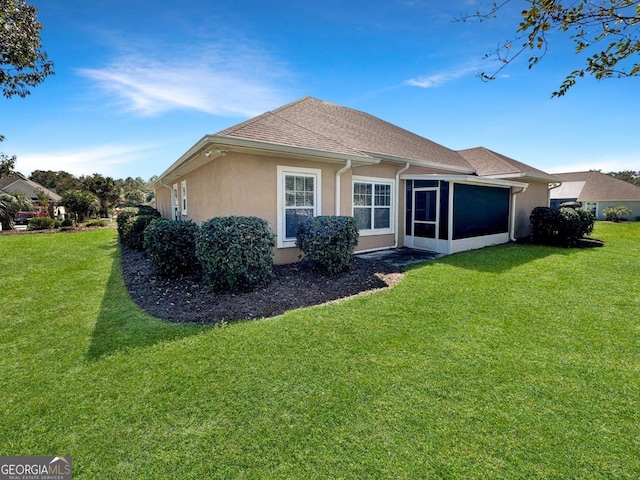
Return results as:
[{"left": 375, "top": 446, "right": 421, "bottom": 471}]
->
[
  {"left": 152, "top": 97, "right": 558, "bottom": 264},
  {"left": 549, "top": 171, "right": 640, "bottom": 220},
  {"left": 0, "top": 172, "right": 63, "bottom": 217}
]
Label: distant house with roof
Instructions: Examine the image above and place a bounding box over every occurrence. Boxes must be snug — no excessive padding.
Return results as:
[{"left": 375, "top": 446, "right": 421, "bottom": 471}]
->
[
  {"left": 550, "top": 171, "right": 640, "bottom": 220},
  {"left": 0, "top": 173, "right": 64, "bottom": 221},
  {"left": 0, "top": 172, "right": 62, "bottom": 205},
  {"left": 152, "top": 97, "right": 559, "bottom": 263}
]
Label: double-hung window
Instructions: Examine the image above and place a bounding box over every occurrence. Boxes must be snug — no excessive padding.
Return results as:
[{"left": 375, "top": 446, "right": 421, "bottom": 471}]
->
[
  {"left": 277, "top": 166, "right": 321, "bottom": 247},
  {"left": 353, "top": 177, "right": 393, "bottom": 235}
]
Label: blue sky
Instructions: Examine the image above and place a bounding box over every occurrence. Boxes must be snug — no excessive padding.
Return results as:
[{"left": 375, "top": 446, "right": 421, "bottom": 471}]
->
[{"left": 3, "top": 0, "right": 639, "bottom": 180}]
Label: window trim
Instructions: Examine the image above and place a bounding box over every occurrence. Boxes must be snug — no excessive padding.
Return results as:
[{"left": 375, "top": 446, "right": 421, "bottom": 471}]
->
[
  {"left": 181, "top": 180, "right": 188, "bottom": 216},
  {"left": 352, "top": 176, "right": 394, "bottom": 236},
  {"left": 277, "top": 166, "right": 322, "bottom": 248},
  {"left": 172, "top": 183, "right": 179, "bottom": 220}
]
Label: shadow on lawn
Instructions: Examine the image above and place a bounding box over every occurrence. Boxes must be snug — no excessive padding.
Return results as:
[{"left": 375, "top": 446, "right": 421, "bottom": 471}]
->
[
  {"left": 86, "top": 247, "right": 209, "bottom": 361},
  {"left": 403, "top": 240, "right": 602, "bottom": 274}
]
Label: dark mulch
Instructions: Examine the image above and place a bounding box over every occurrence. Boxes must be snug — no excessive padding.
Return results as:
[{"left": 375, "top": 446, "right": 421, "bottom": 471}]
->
[{"left": 120, "top": 247, "right": 403, "bottom": 324}]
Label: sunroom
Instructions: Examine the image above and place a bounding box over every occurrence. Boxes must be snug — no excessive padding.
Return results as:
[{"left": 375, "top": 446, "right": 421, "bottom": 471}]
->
[{"left": 401, "top": 175, "right": 528, "bottom": 255}]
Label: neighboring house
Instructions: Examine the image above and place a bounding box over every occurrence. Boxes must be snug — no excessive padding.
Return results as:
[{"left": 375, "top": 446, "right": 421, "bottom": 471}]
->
[
  {"left": 0, "top": 173, "right": 65, "bottom": 218},
  {"left": 152, "top": 97, "right": 559, "bottom": 264},
  {"left": 550, "top": 171, "right": 640, "bottom": 220}
]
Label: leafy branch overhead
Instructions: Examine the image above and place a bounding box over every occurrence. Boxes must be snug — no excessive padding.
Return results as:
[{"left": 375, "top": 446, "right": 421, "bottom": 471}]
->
[
  {"left": 0, "top": 0, "right": 54, "bottom": 99},
  {"left": 461, "top": 0, "right": 640, "bottom": 96}
]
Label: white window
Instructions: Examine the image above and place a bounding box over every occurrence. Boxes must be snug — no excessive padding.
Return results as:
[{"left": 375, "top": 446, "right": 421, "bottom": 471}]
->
[
  {"left": 181, "top": 180, "right": 188, "bottom": 215},
  {"left": 277, "top": 166, "right": 321, "bottom": 247},
  {"left": 353, "top": 177, "right": 394, "bottom": 235},
  {"left": 172, "top": 184, "right": 179, "bottom": 220},
  {"left": 583, "top": 202, "right": 597, "bottom": 216}
]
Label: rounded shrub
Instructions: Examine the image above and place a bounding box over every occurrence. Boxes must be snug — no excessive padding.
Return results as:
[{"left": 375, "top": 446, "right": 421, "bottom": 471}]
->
[
  {"left": 195, "top": 216, "right": 275, "bottom": 291},
  {"left": 135, "top": 205, "right": 161, "bottom": 217},
  {"left": 144, "top": 219, "right": 199, "bottom": 278},
  {"left": 60, "top": 219, "right": 74, "bottom": 228},
  {"left": 28, "top": 216, "right": 61, "bottom": 230},
  {"left": 116, "top": 207, "right": 138, "bottom": 243},
  {"left": 530, "top": 206, "right": 595, "bottom": 247},
  {"left": 296, "top": 216, "right": 359, "bottom": 275},
  {"left": 125, "top": 215, "right": 158, "bottom": 250}
]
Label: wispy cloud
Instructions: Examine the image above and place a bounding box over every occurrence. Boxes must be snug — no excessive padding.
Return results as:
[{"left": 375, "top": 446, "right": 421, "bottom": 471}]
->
[
  {"left": 15, "top": 143, "right": 163, "bottom": 177},
  {"left": 77, "top": 41, "right": 293, "bottom": 117},
  {"left": 405, "top": 62, "right": 480, "bottom": 88}
]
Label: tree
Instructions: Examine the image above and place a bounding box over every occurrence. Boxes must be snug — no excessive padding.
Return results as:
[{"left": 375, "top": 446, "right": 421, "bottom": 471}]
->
[
  {"left": 608, "top": 170, "right": 640, "bottom": 186},
  {"left": 1, "top": 0, "right": 54, "bottom": 99},
  {"left": 1, "top": 0, "right": 54, "bottom": 176},
  {"left": 61, "top": 189, "right": 97, "bottom": 226},
  {"left": 0, "top": 135, "right": 16, "bottom": 177},
  {"left": 462, "top": 1, "right": 640, "bottom": 96},
  {"left": 81, "top": 173, "right": 121, "bottom": 217},
  {"left": 118, "top": 176, "right": 149, "bottom": 207}
]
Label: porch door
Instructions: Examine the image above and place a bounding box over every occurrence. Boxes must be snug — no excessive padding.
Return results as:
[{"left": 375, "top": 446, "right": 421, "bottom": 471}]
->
[{"left": 412, "top": 187, "right": 439, "bottom": 250}]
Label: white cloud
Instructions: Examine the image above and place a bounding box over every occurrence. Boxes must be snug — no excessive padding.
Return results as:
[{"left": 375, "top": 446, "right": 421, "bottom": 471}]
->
[
  {"left": 77, "top": 42, "right": 293, "bottom": 117},
  {"left": 406, "top": 62, "right": 480, "bottom": 88},
  {"left": 15, "top": 143, "right": 161, "bottom": 177}
]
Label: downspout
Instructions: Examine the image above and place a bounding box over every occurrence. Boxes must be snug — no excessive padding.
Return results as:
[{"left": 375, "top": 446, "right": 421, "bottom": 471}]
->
[
  {"left": 335, "top": 160, "right": 352, "bottom": 216},
  {"left": 393, "top": 162, "right": 411, "bottom": 248},
  {"left": 510, "top": 186, "right": 527, "bottom": 242}
]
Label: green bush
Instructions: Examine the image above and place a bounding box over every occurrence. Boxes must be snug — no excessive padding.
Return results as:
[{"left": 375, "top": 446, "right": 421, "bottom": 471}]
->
[
  {"left": 124, "top": 215, "right": 158, "bottom": 250},
  {"left": 85, "top": 219, "right": 109, "bottom": 227},
  {"left": 144, "top": 219, "right": 200, "bottom": 278},
  {"left": 195, "top": 216, "right": 275, "bottom": 291},
  {"left": 135, "top": 205, "right": 161, "bottom": 217},
  {"left": 530, "top": 206, "right": 595, "bottom": 247},
  {"left": 27, "top": 216, "right": 61, "bottom": 230},
  {"left": 60, "top": 219, "right": 73, "bottom": 228},
  {"left": 296, "top": 216, "right": 359, "bottom": 274},
  {"left": 575, "top": 209, "right": 596, "bottom": 237},
  {"left": 116, "top": 207, "right": 138, "bottom": 242},
  {"left": 603, "top": 205, "right": 633, "bottom": 222}
]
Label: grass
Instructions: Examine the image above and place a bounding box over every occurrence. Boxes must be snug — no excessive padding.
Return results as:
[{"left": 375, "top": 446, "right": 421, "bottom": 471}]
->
[{"left": 1, "top": 224, "right": 639, "bottom": 479}]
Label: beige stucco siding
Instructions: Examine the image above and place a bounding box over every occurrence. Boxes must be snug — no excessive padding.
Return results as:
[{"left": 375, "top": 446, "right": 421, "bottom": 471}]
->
[{"left": 514, "top": 180, "right": 550, "bottom": 238}]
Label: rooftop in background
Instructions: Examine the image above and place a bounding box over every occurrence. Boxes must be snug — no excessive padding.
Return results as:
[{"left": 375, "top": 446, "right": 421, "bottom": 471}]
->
[{"left": 551, "top": 171, "right": 640, "bottom": 202}]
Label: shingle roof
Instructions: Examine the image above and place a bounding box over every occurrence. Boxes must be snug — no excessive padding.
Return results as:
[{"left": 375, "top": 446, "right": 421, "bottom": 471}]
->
[
  {"left": 551, "top": 171, "right": 640, "bottom": 202},
  {"left": 217, "top": 97, "right": 472, "bottom": 170},
  {"left": 0, "top": 173, "right": 62, "bottom": 202},
  {"left": 457, "top": 147, "right": 558, "bottom": 180}
]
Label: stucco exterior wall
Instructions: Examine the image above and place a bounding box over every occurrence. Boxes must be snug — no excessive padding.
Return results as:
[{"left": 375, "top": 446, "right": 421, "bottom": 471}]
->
[
  {"left": 156, "top": 152, "right": 406, "bottom": 264},
  {"left": 514, "top": 180, "right": 550, "bottom": 238}
]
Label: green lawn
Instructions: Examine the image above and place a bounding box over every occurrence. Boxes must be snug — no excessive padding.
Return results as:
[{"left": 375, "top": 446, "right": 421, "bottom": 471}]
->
[{"left": 1, "top": 224, "right": 639, "bottom": 479}]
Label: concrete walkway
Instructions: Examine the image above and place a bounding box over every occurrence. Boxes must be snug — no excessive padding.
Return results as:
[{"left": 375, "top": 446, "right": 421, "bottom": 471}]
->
[{"left": 356, "top": 248, "right": 444, "bottom": 268}]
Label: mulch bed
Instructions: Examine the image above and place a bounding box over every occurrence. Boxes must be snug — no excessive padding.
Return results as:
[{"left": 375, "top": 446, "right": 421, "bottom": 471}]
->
[{"left": 120, "top": 247, "right": 403, "bottom": 324}]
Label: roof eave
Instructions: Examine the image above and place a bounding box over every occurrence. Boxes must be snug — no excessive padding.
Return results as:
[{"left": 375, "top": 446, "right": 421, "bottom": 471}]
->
[
  {"left": 483, "top": 172, "right": 561, "bottom": 183},
  {"left": 152, "top": 135, "right": 380, "bottom": 187},
  {"left": 362, "top": 151, "right": 474, "bottom": 174},
  {"left": 401, "top": 173, "right": 529, "bottom": 189}
]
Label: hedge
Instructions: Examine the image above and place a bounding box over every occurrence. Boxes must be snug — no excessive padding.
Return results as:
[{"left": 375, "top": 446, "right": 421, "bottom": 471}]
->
[
  {"left": 195, "top": 216, "right": 275, "bottom": 291},
  {"left": 296, "top": 216, "right": 359, "bottom": 275}
]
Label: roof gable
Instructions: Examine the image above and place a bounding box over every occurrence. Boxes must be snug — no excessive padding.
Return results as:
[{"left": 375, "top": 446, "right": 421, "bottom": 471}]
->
[
  {"left": 458, "top": 147, "right": 558, "bottom": 181},
  {"left": 218, "top": 97, "right": 472, "bottom": 170}
]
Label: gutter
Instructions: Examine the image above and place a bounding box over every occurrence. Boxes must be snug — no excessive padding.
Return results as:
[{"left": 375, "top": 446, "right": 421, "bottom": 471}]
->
[{"left": 335, "top": 160, "right": 352, "bottom": 216}]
